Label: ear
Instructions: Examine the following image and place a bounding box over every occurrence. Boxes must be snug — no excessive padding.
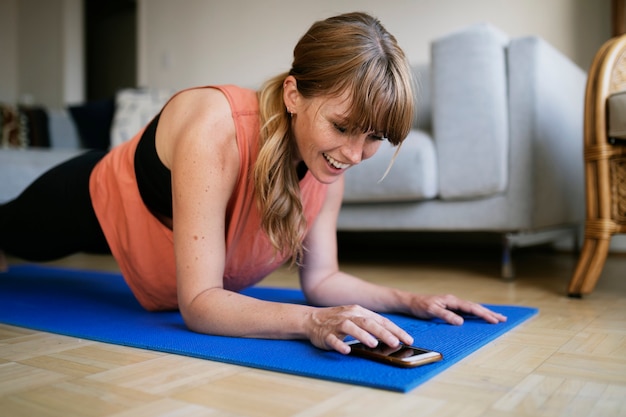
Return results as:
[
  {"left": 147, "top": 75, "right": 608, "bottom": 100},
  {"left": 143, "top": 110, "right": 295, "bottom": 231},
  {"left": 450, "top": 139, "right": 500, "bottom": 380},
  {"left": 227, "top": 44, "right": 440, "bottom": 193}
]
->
[{"left": 282, "top": 75, "right": 299, "bottom": 115}]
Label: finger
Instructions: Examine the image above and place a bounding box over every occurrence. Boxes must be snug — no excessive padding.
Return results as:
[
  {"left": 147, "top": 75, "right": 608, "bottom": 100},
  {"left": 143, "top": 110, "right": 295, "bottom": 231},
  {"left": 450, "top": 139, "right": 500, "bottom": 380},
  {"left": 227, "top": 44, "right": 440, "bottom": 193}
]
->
[
  {"left": 340, "top": 318, "right": 380, "bottom": 348},
  {"left": 376, "top": 316, "right": 414, "bottom": 347},
  {"left": 476, "top": 307, "right": 507, "bottom": 323},
  {"left": 447, "top": 299, "right": 508, "bottom": 324},
  {"left": 324, "top": 333, "right": 352, "bottom": 355},
  {"left": 352, "top": 314, "right": 414, "bottom": 348},
  {"left": 432, "top": 305, "right": 465, "bottom": 325}
]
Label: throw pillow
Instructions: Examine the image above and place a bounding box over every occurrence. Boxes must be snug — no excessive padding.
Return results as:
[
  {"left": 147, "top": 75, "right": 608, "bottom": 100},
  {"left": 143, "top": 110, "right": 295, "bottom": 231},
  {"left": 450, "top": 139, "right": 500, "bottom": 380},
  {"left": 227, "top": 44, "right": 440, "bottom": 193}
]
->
[{"left": 68, "top": 98, "right": 115, "bottom": 150}]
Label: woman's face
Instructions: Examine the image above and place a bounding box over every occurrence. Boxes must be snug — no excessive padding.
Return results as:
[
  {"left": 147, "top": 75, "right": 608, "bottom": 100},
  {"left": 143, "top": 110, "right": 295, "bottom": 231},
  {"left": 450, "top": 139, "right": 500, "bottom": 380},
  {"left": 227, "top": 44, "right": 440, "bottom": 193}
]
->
[{"left": 285, "top": 80, "right": 386, "bottom": 184}]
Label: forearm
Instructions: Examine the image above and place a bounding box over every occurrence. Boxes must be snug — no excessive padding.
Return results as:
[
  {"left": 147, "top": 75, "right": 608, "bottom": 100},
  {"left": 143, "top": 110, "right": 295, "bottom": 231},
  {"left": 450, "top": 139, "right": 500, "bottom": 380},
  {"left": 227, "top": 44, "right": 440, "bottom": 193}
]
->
[
  {"left": 302, "top": 271, "right": 413, "bottom": 315},
  {"left": 181, "top": 287, "right": 316, "bottom": 340},
  {"left": 303, "top": 271, "right": 508, "bottom": 326}
]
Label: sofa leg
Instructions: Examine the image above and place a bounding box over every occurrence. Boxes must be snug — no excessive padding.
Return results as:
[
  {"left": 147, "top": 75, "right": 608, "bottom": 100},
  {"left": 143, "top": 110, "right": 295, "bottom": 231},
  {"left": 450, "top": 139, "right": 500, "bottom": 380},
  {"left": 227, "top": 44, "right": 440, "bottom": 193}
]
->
[
  {"left": 500, "top": 226, "right": 580, "bottom": 281},
  {"left": 0, "top": 250, "right": 7, "bottom": 273},
  {"left": 501, "top": 235, "right": 515, "bottom": 280}
]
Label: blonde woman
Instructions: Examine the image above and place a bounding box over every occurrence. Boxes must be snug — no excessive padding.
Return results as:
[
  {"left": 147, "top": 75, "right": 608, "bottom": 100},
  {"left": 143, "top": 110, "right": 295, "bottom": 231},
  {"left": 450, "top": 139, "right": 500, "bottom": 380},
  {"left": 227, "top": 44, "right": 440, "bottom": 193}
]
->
[{"left": 0, "top": 12, "right": 505, "bottom": 354}]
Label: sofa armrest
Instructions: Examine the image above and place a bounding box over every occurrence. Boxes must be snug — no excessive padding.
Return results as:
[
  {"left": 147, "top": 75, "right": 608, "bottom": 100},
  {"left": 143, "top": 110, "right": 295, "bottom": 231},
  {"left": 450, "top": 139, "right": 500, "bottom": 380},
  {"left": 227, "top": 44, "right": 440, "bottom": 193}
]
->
[
  {"left": 507, "top": 36, "right": 586, "bottom": 227},
  {"left": 431, "top": 23, "right": 510, "bottom": 200},
  {"left": 412, "top": 64, "right": 432, "bottom": 133}
]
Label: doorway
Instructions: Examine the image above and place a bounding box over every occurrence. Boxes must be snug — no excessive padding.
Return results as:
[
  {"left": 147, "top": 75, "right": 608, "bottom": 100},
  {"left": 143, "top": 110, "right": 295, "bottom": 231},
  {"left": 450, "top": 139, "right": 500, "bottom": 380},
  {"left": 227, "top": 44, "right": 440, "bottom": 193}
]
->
[{"left": 85, "top": 0, "right": 137, "bottom": 101}]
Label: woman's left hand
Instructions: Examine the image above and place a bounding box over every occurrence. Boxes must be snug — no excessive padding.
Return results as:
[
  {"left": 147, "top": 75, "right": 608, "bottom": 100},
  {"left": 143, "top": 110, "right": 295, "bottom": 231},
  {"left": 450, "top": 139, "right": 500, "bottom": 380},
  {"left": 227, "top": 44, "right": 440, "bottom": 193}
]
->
[{"left": 406, "top": 294, "right": 507, "bottom": 325}]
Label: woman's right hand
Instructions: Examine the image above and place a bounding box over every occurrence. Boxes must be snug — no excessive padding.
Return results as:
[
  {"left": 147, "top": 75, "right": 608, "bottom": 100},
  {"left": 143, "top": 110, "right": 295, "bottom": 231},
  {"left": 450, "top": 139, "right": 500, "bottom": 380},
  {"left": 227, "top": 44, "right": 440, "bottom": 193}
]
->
[{"left": 304, "top": 304, "right": 414, "bottom": 354}]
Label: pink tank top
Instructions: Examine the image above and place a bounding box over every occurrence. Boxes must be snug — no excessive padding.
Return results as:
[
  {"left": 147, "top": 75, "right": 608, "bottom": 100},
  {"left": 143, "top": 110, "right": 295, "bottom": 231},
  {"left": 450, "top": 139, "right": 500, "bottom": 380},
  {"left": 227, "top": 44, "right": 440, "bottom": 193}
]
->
[{"left": 89, "top": 85, "right": 328, "bottom": 311}]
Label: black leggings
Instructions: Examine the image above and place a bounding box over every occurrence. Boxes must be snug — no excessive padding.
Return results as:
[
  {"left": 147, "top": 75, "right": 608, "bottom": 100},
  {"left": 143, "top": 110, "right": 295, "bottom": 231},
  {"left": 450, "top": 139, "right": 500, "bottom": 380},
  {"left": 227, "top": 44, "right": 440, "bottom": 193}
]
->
[{"left": 0, "top": 150, "right": 111, "bottom": 261}]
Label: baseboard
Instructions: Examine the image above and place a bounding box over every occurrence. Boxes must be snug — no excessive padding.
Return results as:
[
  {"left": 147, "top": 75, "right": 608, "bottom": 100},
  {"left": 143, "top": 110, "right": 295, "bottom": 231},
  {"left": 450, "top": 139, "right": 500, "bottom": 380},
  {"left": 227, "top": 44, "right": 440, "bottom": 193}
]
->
[{"left": 554, "top": 233, "right": 626, "bottom": 253}]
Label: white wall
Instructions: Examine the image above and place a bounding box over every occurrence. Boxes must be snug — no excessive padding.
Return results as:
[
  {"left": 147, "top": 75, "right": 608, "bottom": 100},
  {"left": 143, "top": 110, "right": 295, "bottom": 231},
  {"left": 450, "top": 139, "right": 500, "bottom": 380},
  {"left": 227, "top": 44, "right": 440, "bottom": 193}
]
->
[
  {"left": 0, "top": 0, "right": 18, "bottom": 103},
  {"left": 62, "top": 0, "right": 84, "bottom": 105},
  {"left": 17, "top": 0, "right": 64, "bottom": 107},
  {"left": 0, "top": 0, "right": 83, "bottom": 108},
  {"left": 137, "top": 0, "right": 611, "bottom": 90}
]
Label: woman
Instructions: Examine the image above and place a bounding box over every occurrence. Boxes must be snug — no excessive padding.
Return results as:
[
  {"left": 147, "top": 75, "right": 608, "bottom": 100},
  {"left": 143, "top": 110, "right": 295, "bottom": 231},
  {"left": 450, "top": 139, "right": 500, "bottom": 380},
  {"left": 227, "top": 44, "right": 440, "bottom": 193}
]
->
[{"left": 0, "top": 12, "right": 505, "bottom": 354}]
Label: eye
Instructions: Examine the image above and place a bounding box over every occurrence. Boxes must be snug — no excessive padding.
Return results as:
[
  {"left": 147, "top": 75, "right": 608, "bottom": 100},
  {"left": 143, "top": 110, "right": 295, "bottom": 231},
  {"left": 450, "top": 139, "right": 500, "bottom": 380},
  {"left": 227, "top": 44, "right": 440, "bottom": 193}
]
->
[
  {"left": 333, "top": 123, "right": 347, "bottom": 134},
  {"left": 368, "top": 133, "right": 387, "bottom": 142}
]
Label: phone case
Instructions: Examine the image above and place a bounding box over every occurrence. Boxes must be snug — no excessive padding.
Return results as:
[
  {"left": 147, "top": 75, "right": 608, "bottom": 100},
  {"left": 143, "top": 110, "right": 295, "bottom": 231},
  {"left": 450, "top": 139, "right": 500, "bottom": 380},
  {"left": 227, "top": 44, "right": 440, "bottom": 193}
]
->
[{"left": 347, "top": 340, "right": 443, "bottom": 368}]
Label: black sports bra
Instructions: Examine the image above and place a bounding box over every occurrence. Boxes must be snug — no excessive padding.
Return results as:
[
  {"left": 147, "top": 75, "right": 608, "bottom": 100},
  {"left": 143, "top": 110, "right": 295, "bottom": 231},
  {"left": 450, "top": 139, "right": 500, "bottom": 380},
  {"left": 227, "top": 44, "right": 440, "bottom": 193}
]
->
[
  {"left": 134, "top": 113, "right": 173, "bottom": 219},
  {"left": 134, "top": 113, "right": 309, "bottom": 221}
]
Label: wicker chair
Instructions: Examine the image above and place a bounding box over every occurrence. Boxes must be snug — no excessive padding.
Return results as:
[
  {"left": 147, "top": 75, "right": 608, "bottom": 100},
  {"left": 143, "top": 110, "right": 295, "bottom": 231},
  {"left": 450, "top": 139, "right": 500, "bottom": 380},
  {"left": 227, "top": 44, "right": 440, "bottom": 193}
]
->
[{"left": 568, "top": 34, "right": 626, "bottom": 297}]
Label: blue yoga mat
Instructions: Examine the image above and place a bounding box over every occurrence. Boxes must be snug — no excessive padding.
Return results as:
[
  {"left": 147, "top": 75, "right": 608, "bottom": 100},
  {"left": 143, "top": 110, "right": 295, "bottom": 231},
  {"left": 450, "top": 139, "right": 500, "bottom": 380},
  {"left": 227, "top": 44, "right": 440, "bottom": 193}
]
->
[{"left": 0, "top": 264, "right": 537, "bottom": 392}]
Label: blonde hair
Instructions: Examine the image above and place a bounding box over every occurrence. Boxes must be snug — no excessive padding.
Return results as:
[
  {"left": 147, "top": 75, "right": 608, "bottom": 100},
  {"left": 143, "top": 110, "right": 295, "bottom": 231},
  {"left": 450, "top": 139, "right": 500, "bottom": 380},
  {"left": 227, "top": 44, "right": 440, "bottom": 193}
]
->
[{"left": 255, "top": 12, "right": 415, "bottom": 262}]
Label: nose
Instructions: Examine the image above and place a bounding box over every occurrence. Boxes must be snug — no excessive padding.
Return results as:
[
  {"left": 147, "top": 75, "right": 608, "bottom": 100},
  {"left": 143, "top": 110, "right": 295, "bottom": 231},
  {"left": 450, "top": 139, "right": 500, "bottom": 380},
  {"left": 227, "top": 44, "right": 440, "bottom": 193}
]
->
[
  {"left": 340, "top": 135, "right": 381, "bottom": 165},
  {"left": 341, "top": 135, "right": 367, "bottom": 165}
]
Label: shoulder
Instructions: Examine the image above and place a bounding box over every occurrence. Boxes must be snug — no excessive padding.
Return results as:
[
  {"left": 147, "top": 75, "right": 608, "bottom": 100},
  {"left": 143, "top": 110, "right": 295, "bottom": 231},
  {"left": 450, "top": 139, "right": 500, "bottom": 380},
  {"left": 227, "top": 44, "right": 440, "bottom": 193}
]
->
[
  {"left": 212, "top": 85, "right": 258, "bottom": 110},
  {"left": 157, "top": 87, "right": 238, "bottom": 169},
  {"left": 164, "top": 87, "right": 234, "bottom": 130},
  {"left": 166, "top": 85, "right": 257, "bottom": 117}
]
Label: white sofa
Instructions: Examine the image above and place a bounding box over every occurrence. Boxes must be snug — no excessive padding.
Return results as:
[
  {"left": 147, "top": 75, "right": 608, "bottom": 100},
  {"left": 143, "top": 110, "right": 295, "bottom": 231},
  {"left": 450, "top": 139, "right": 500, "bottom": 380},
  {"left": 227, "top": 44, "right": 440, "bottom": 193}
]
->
[
  {"left": 340, "top": 23, "right": 586, "bottom": 277},
  {"left": 0, "top": 24, "right": 587, "bottom": 278}
]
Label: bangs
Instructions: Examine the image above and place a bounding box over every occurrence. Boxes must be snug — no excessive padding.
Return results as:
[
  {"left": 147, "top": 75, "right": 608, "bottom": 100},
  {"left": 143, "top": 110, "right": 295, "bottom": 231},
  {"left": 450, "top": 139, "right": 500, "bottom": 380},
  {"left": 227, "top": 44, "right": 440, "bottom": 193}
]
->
[{"left": 330, "top": 61, "right": 415, "bottom": 146}]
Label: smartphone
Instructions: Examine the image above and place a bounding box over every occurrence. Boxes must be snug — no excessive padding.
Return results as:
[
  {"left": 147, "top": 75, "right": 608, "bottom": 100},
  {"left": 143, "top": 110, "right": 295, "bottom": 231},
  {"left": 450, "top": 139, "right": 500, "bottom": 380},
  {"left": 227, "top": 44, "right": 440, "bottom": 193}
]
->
[{"left": 346, "top": 339, "right": 443, "bottom": 368}]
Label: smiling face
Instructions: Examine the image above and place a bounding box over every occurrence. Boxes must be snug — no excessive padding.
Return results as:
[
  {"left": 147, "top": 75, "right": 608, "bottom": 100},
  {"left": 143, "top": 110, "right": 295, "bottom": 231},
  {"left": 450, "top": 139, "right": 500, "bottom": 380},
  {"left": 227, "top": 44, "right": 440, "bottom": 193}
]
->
[{"left": 283, "top": 77, "right": 386, "bottom": 184}]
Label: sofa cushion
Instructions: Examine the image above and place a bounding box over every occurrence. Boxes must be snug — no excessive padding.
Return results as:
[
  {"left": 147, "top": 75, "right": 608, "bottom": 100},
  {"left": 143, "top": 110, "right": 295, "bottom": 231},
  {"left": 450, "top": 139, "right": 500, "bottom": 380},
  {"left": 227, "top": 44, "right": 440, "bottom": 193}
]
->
[
  {"left": 609, "top": 90, "right": 626, "bottom": 140},
  {"left": 431, "top": 23, "right": 509, "bottom": 200},
  {"left": 48, "top": 109, "right": 81, "bottom": 149},
  {"left": 342, "top": 129, "right": 437, "bottom": 203},
  {"left": 0, "top": 105, "right": 34, "bottom": 148},
  {"left": 0, "top": 105, "right": 54, "bottom": 149},
  {"left": 68, "top": 98, "right": 115, "bottom": 150},
  {"left": 19, "top": 106, "right": 50, "bottom": 148},
  {"left": 110, "top": 88, "right": 174, "bottom": 148}
]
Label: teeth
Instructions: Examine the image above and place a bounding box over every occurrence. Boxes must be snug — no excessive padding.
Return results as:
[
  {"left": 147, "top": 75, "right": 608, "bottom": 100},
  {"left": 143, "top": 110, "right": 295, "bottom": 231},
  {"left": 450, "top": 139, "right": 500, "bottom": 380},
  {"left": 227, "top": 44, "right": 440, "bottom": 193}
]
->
[{"left": 323, "top": 153, "right": 350, "bottom": 169}]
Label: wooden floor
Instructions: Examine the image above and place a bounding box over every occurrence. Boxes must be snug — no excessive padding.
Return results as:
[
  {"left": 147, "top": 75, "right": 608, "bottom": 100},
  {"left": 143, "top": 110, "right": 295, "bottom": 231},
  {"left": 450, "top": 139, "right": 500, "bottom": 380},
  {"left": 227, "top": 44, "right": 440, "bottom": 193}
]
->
[{"left": 1, "top": 244, "right": 625, "bottom": 417}]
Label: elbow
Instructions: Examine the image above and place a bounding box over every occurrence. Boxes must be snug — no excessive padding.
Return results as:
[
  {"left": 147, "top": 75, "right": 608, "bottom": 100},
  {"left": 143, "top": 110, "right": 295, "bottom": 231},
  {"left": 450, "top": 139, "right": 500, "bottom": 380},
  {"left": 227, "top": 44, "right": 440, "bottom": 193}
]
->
[
  {"left": 179, "top": 303, "right": 205, "bottom": 334},
  {"left": 177, "top": 287, "right": 221, "bottom": 334},
  {"left": 302, "top": 283, "right": 331, "bottom": 307},
  {"left": 300, "top": 273, "right": 336, "bottom": 307}
]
